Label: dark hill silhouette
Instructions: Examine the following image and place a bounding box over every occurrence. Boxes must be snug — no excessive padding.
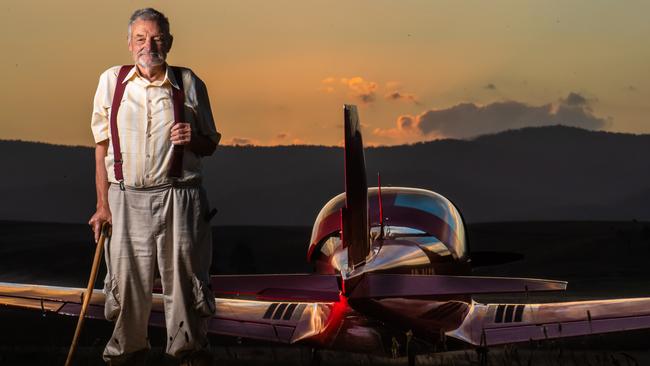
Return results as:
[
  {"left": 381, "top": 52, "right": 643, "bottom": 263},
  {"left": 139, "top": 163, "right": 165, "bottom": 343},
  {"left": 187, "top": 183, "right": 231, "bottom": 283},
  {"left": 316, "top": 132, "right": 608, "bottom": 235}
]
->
[{"left": 2, "top": 125, "right": 650, "bottom": 225}]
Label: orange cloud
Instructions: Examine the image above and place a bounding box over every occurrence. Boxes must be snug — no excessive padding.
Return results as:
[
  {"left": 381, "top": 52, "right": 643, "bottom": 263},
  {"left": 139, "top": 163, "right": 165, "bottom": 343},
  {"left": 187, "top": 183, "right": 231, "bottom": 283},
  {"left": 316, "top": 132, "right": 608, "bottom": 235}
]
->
[
  {"left": 320, "top": 77, "right": 419, "bottom": 106},
  {"left": 266, "top": 133, "right": 310, "bottom": 146},
  {"left": 340, "top": 77, "right": 378, "bottom": 104},
  {"left": 364, "top": 141, "right": 382, "bottom": 147},
  {"left": 373, "top": 115, "right": 435, "bottom": 144}
]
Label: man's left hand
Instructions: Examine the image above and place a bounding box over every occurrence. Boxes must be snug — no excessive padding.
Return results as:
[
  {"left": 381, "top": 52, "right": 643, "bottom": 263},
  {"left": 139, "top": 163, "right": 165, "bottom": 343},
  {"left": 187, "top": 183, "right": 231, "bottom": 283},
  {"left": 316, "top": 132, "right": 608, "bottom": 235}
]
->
[{"left": 171, "top": 123, "right": 192, "bottom": 145}]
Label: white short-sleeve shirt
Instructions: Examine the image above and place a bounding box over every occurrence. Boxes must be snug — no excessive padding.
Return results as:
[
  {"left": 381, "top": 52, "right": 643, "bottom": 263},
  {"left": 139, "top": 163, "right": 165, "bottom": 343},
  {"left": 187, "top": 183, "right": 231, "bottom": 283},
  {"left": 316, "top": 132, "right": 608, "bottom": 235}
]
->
[{"left": 91, "top": 65, "right": 220, "bottom": 188}]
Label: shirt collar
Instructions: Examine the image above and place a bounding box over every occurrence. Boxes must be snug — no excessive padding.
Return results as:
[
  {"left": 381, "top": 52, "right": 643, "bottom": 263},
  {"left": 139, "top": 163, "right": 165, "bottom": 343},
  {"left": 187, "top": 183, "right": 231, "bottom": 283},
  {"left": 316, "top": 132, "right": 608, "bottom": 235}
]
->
[
  {"left": 165, "top": 65, "right": 181, "bottom": 90},
  {"left": 122, "top": 66, "right": 138, "bottom": 83},
  {"left": 122, "top": 64, "right": 180, "bottom": 90}
]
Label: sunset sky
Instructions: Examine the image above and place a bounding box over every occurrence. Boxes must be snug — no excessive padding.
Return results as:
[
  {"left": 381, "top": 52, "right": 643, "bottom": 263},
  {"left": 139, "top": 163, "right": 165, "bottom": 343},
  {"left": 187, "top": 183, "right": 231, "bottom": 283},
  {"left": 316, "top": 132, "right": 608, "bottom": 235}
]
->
[{"left": 1, "top": 1, "right": 648, "bottom": 146}]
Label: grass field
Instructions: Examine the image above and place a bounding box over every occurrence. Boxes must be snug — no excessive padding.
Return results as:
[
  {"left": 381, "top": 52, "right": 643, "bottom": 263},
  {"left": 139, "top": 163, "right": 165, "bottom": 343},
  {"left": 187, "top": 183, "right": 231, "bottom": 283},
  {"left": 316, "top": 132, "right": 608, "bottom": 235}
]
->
[{"left": 1, "top": 220, "right": 649, "bottom": 365}]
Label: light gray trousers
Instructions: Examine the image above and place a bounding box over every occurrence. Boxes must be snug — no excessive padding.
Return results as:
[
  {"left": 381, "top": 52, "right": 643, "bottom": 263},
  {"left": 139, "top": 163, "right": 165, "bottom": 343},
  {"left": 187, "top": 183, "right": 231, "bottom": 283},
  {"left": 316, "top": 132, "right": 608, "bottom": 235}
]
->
[{"left": 102, "top": 183, "right": 215, "bottom": 363}]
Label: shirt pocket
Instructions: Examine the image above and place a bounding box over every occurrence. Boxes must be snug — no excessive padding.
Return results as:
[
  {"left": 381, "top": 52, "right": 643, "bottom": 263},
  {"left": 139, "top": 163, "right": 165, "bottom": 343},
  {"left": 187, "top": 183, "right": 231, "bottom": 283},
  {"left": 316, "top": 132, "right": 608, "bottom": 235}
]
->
[
  {"left": 116, "top": 99, "right": 145, "bottom": 134},
  {"left": 150, "top": 95, "right": 173, "bottom": 119}
]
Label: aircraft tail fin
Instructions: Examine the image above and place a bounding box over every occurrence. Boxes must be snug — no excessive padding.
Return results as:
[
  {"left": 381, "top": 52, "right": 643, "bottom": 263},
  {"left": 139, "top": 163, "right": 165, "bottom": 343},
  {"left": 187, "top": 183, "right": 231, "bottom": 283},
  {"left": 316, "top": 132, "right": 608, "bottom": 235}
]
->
[{"left": 342, "top": 105, "right": 370, "bottom": 270}]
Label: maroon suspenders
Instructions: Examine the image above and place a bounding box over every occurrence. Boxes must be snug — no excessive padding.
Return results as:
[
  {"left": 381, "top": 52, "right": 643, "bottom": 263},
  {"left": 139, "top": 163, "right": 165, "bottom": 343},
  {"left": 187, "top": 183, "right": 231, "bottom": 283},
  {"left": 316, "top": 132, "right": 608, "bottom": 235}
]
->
[
  {"left": 109, "top": 65, "right": 185, "bottom": 190},
  {"left": 168, "top": 66, "right": 185, "bottom": 178},
  {"left": 110, "top": 66, "right": 132, "bottom": 190}
]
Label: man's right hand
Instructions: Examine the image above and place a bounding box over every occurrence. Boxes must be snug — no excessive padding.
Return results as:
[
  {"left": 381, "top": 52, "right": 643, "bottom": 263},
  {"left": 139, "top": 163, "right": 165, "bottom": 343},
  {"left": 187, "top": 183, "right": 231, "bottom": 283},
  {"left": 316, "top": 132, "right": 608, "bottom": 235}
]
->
[
  {"left": 88, "top": 206, "right": 112, "bottom": 243},
  {"left": 91, "top": 141, "right": 111, "bottom": 243}
]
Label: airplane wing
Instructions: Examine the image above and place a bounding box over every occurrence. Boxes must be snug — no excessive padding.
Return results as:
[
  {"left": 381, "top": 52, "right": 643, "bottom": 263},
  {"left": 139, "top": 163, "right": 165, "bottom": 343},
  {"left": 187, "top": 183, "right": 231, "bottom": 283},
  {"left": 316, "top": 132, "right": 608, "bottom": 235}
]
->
[
  {"left": 446, "top": 298, "right": 650, "bottom": 346},
  {"left": 0, "top": 282, "right": 109, "bottom": 314},
  {"left": 0, "top": 275, "right": 344, "bottom": 346},
  {"left": 0, "top": 282, "right": 167, "bottom": 326},
  {"left": 207, "top": 274, "right": 343, "bottom": 343}
]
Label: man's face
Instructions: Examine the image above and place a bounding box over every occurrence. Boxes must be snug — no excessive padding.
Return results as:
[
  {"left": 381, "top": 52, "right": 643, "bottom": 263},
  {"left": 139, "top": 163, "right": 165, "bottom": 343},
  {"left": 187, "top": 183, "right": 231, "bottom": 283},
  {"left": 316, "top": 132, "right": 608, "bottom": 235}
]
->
[{"left": 128, "top": 19, "right": 171, "bottom": 70}]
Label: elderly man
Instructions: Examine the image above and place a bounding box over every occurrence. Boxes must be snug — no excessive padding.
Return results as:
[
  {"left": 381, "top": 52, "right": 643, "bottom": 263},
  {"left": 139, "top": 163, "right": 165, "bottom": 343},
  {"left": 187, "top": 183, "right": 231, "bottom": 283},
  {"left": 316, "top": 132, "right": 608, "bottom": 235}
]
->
[{"left": 88, "top": 8, "right": 220, "bottom": 365}]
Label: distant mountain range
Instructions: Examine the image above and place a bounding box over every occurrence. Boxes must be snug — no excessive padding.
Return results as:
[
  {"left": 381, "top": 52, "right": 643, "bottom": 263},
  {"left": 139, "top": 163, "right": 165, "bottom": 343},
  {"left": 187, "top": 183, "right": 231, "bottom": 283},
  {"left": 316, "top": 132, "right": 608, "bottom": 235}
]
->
[{"left": 2, "top": 125, "right": 650, "bottom": 225}]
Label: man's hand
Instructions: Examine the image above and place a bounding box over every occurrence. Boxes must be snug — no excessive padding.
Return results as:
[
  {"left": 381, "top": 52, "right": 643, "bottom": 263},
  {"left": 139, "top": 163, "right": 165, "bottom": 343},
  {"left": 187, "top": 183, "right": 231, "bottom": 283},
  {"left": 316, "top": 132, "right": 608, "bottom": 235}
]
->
[
  {"left": 171, "top": 123, "right": 191, "bottom": 145},
  {"left": 171, "top": 122, "right": 217, "bottom": 155},
  {"left": 89, "top": 206, "right": 112, "bottom": 243},
  {"left": 91, "top": 140, "right": 111, "bottom": 243}
]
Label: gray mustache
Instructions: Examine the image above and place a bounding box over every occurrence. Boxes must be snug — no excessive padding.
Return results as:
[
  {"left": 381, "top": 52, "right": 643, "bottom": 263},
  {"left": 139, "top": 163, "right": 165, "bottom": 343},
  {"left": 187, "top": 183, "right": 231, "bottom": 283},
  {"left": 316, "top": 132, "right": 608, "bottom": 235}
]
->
[{"left": 138, "top": 51, "right": 163, "bottom": 57}]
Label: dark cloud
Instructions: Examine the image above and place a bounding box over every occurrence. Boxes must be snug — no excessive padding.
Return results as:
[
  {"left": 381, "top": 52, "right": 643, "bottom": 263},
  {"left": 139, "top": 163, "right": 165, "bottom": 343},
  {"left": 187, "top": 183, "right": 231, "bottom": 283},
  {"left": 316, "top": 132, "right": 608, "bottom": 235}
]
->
[
  {"left": 485, "top": 83, "right": 497, "bottom": 90},
  {"left": 386, "top": 91, "right": 401, "bottom": 100},
  {"left": 373, "top": 115, "right": 423, "bottom": 143},
  {"left": 563, "top": 92, "right": 587, "bottom": 107},
  {"left": 230, "top": 137, "right": 254, "bottom": 145},
  {"left": 359, "top": 93, "right": 376, "bottom": 104},
  {"left": 399, "top": 92, "right": 608, "bottom": 140},
  {"left": 385, "top": 91, "right": 420, "bottom": 104},
  {"left": 398, "top": 115, "right": 416, "bottom": 130},
  {"left": 627, "top": 85, "right": 638, "bottom": 92},
  {"left": 276, "top": 133, "right": 288, "bottom": 139}
]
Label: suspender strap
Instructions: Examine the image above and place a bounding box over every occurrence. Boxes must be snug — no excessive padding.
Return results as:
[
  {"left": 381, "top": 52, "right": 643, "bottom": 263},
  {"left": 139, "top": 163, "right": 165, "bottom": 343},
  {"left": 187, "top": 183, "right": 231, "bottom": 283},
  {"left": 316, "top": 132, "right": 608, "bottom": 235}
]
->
[
  {"left": 110, "top": 65, "right": 133, "bottom": 189},
  {"left": 110, "top": 65, "right": 186, "bottom": 186},
  {"left": 168, "top": 66, "right": 185, "bottom": 178}
]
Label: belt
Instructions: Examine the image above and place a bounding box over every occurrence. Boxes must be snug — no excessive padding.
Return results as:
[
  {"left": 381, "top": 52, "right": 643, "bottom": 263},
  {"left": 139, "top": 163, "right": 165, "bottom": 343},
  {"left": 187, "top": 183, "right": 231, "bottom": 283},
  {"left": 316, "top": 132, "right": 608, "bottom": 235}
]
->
[{"left": 111, "top": 179, "right": 202, "bottom": 192}]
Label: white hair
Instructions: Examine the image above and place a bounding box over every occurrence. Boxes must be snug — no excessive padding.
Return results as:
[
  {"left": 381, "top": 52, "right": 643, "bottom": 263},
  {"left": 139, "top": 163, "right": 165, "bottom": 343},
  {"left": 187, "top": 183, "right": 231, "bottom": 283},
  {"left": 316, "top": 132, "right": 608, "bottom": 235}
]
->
[{"left": 127, "top": 8, "right": 171, "bottom": 41}]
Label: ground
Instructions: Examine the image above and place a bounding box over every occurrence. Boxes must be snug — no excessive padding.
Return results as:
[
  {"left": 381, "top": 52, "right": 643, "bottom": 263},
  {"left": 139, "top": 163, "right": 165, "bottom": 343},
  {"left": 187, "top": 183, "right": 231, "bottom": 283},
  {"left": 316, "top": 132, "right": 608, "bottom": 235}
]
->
[{"left": 0, "top": 220, "right": 649, "bottom": 365}]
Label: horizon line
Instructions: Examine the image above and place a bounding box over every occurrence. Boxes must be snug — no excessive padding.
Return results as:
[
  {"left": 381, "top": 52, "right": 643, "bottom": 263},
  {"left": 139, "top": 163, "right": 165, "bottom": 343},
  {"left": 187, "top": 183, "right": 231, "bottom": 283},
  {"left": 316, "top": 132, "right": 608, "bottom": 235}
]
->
[{"left": 0, "top": 125, "right": 639, "bottom": 149}]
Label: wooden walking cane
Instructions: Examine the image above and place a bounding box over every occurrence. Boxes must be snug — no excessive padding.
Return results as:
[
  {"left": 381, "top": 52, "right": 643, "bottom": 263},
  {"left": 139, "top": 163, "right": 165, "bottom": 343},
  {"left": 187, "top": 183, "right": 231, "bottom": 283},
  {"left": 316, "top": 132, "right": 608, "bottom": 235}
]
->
[{"left": 65, "top": 222, "right": 111, "bottom": 366}]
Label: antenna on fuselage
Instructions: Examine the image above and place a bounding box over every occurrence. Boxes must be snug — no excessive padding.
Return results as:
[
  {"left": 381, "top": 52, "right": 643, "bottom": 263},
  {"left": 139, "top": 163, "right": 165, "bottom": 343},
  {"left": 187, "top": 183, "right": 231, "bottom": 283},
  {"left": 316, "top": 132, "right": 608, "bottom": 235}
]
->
[{"left": 378, "top": 172, "right": 385, "bottom": 240}]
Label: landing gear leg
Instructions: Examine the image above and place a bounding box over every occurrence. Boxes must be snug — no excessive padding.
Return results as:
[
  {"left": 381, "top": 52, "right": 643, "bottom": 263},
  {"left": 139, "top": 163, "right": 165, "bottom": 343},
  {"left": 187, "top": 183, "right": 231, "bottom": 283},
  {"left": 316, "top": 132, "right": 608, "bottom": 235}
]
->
[
  {"left": 407, "top": 348, "right": 416, "bottom": 366},
  {"left": 476, "top": 346, "right": 489, "bottom": 366},
  {"left": 406, "top": 330, "right": 416, "bottom": 366},
  {"left": 310, "top": 348, "right": 321, "bottom": 366}
]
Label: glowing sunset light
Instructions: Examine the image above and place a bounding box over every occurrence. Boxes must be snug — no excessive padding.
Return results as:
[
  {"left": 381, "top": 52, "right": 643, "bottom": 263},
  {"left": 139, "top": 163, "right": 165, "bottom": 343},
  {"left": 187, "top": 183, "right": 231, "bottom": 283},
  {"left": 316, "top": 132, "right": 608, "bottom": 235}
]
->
[{"left": 0, "top": 1, "right": 647, "bottom": 146}]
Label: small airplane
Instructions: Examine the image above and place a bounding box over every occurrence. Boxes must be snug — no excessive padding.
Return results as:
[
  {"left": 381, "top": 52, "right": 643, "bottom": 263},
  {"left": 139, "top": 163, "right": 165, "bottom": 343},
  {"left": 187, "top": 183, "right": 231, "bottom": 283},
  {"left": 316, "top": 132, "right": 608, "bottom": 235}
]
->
[{"left": 1, "top": 105, "right": 650, "bottom": 365}]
